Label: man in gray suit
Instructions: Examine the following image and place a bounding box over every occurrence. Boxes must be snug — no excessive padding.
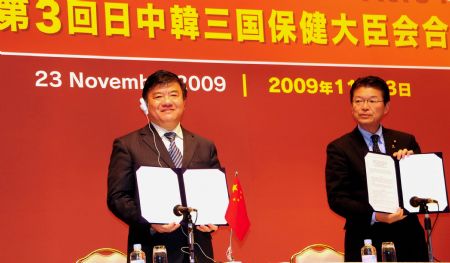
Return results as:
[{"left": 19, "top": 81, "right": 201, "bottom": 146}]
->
[
  {"left": 107, "top": 70, "right": 220, "bottom": 263},
  {"left": 325, "top": 76, "right": 428, "bottom": 262}
]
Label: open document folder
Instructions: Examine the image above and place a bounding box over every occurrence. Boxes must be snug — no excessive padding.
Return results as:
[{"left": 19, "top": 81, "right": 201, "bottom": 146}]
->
[
  {"left": 136, "top": 167, "right": 229, "bottom": 225},
  {"left": 365, "top": 152, "right": 448, "bottom": 214}
]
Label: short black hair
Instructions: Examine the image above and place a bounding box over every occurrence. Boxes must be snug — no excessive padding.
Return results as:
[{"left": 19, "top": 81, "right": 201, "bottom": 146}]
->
[
  {"left": 350, "top": 76, "right": 390, "bottom": 105},
  {"left": 142, "top": 70, "right": 187, "bottom": 100}
]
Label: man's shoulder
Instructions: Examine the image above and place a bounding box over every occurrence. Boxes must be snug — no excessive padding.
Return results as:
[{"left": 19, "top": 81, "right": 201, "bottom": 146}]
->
[
  {"left": 329, "top": 127, "right": 416, "bottom": 145},
  {"left": 329, "top": 128, "right": 360, "bottom": 146},
  {"left": 383, "top": 127, "right": 415, "bottom": 138},
  {"left": 182, "top": 127, "right": 215, "bottom": 145},
  {"left": 114, "top": 125, "right": 148, "bottom": 142}
]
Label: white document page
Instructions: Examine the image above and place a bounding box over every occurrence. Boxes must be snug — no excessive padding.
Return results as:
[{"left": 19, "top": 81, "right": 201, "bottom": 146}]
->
[
  {"left": 365, "top": 152, "right": 399, "bottom": 213},
  {"left": 183, "top": 169, "right": 229, "bottom": 225},
  {"left": 136, "top": 167, "right": 182, "bottom": 224},
  {"left": 400, "top": 153, "right": 448, "bottom": 213}
]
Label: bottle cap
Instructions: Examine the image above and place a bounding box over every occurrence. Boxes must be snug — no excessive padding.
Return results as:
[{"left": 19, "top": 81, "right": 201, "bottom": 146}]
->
[
  {"left": 364, "top": 239, "right": 372, "bottom": 245},
  {"left": 133, "top": 244, "right": 142, "bottom": 250}
]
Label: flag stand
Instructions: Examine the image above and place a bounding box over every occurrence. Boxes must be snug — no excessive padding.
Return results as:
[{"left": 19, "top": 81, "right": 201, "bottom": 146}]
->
[{"left": 226, "top": 229, "right": 235, "bottom": 262}]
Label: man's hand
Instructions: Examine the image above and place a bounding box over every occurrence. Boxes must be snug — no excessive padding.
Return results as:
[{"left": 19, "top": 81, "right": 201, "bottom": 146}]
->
[
  {"left": 196, "top": 224, "right": 218, "bottom": 233},
  {"left": 151, "top": 222, "right": 180, "bottom": 233},
  {"left": 375, "top": 208, "right": 406, "bottom": 224},
  {"left": 392, "top": 148, "right": 414, "bottom": 160}
]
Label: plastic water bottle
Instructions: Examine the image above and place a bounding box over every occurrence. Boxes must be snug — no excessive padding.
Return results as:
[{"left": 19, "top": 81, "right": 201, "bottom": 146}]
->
[
  {"left": 130, "top": 244, "right": 146, "bottom": 263},
  {"left": 361, "top": 239, "right": 377, "bottom": 262}
]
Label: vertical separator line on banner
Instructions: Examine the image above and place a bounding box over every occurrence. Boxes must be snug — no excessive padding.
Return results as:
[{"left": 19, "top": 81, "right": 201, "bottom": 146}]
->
[{"left": 242, "top": 73, "right": 247, "bottom": 97}]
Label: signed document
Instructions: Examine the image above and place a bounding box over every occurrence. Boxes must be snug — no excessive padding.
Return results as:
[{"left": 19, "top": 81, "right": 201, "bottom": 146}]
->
[
  {"left": 136, "top": 167, "right": 229, "bottom": 225},
  {"left": 400, "top": 153, "right": 448, "bottom": 213},
  {"left": 365, "top": 152, "right": 399, "bottom": 213},
  {"left": 365, "top": 152, "right": 448, "bottom": 214}
]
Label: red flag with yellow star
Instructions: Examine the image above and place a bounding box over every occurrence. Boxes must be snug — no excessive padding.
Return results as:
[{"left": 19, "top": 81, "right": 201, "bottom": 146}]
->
[{"left": 225, "top": 176, "right": 250, "bottom": 240}]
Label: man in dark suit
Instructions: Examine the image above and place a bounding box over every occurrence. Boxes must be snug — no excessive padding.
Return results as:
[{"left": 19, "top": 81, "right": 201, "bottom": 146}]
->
[
  {"left": 107, "top": 70, "right": 220, "bottom": 263},
  {"left": 325, "top": 76, "right": 428, "bottom": 262}
]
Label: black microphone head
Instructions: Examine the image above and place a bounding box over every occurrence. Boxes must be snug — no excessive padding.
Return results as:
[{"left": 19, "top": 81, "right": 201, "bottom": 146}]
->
[
  {"left": 173, "top": 204, "right": 183, "bottom": 216},
  {"left": 410, "top": 196, "right": 420, "bottom": 207},
  {"left": 410, "top": 196, "right": 437, "bottom": 208}
]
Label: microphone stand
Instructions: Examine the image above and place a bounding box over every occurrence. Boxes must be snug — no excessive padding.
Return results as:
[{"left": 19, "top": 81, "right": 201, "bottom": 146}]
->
[
  {"left": 186, "top": 213, "right": 196, "bottom": 263},
  {"left": 419, "top": 204, "right": 433, "bottom": 262}
]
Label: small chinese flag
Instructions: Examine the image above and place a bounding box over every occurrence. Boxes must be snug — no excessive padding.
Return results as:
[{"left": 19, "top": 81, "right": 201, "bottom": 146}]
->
[{"left": 225, "top": 176, "right": 250, "bottom": 240}]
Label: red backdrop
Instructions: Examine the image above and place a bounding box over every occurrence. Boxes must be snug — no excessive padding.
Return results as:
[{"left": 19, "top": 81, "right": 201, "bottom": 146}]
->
[{"left": 1, "top": 1, "right": 449, "bottom": 262}]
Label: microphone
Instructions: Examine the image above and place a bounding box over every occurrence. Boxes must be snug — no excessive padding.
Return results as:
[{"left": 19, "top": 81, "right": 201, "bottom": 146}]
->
[
  {"left": 173, "top": 204, "right": 197, "bottom": 216},
  {"left": 409, "top": 196, "right": 438, "bottom": 208}
]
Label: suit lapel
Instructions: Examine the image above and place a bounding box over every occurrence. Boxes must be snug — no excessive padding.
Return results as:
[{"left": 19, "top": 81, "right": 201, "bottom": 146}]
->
[
  {"left": 348, "top": 127, "right": 372, "bottom": 183},
  {"left": 383, "top": 128, "right": 397, "bottom": 156},
  {"left": 182, "top": 128, "right": 198, "bottom": 168},
  {"left": 140, "top": 124, "right": 174, "bottom": 167},
  {"left": 350, "top": 127, "right": 370, "bottom": 157}
]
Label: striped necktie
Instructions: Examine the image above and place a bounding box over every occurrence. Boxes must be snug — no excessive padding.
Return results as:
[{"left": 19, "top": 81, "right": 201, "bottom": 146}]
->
[
  {"left": 371, "top": 134, "right": 382, "bottom": 153},
  {"left": 164, "top": 132, "right": 183, "bottom": 168}
]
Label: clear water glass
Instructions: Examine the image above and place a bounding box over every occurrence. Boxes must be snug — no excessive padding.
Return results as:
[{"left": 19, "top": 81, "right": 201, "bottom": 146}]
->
[
  {"left": 153, "top": 245, "right": 168, "bottom": 263},
  {"left": 381, "top": 242, "right": 397, "bottom": 262}
]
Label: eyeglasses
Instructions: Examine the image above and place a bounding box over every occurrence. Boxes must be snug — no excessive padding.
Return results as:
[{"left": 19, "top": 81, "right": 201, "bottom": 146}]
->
[{"left": 352, "top": 98, "right": 384, "bottom": 106}]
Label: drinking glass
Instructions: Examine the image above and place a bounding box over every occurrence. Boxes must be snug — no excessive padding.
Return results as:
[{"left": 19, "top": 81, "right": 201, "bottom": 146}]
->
[
  {"left": 153, "top": 245, "right": 168, "bottom": 263},
  {"left": 381, "top": 242, "right": 397, "bottom": 262}
]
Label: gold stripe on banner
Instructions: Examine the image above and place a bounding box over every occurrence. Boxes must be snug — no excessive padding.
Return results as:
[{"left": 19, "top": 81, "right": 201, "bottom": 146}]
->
[{"left": 242, "top": 73, "right": 248, "bottom": 97}]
